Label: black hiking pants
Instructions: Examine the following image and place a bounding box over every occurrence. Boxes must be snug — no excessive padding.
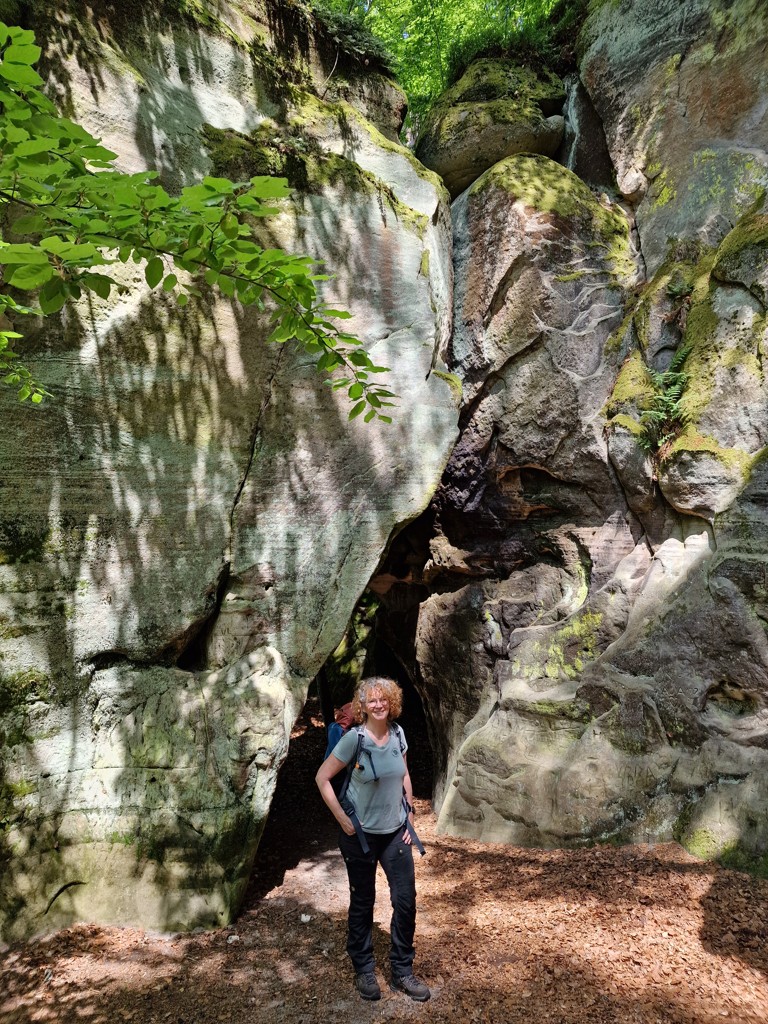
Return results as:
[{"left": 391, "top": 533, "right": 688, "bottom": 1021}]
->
[{"left": 338, "top": 825, "right": 416, "bottom": 978}]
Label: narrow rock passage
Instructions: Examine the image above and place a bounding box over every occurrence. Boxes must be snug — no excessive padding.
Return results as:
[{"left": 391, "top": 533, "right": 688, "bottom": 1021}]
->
[{"left": 1, "top": 702, "right": 767, "bottom": 1024}]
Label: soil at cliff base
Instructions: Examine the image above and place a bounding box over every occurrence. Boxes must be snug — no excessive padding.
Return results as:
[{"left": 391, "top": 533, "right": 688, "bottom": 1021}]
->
[{"left": 1, "top": 702, "right": 767, "bottom": 1024}]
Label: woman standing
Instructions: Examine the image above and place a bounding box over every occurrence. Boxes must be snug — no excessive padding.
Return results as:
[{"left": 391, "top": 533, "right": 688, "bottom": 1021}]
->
[{"left": 315, "top": 676, "right": 430, "bottom": 1002}]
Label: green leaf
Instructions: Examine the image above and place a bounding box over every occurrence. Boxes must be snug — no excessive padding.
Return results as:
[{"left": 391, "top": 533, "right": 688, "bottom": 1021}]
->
[
  {"left": 316, "top": 351, "right": 340, "bottom": 373},
  {"left": 348, "top": 400, "right": 366, "bottom": 420},
  {"left": 6, "top": 261, "right": 53, "bottom": 289},
  {"left": 39, "top": 277, "right": 66, "bottom": 314},
  {"left": 217, "top": 275, "right": 235, "bottom": 297},
  {"left": 221, "top": 212, "right": 239, "bottom": 239},
  {"left": 348, "top": 382, "right": 364, "bottom": 400},
  {"left": 83, "top": 273, "right": 111, "bottom": 300},
  {"left": 79, "top": 145, "right": 118, "bottom": 163},
  {"left": 248, "top": 175, "right": 292, "bottom": 198},
  {"left": 14, "top": 136, "right": 54, "bottom": 156},
  {"left": 12, "top": 212, "right": 48, "bottom": 233},
  {"left": 0, "top": 61, "right": 43, "bottom": 86},
  {"left": 3, "top": 124, "right": 28, "bottom": 142},
  {"left": 188, "top": 224, "right": 205, "bottom": 248},
  {"left": 202, "top": 175, "right": 235, "bottom": 194},
  {"left": 364, "top": 408, "right": 376, "bottom": 423},
  {"left": 145, "top": 256, "right": 164, "bottom": 289},
  {"left": 0, "top": 242, "right": 50, "bottom": 263},
  {"left": 4, "top": 42, "right": 42, "bottom": 65},
  {"left": 162, "top": 273, "right": 178, "bottom": 292},
  {"left": 349, "top": 350, "right": 372, "bottom": 367}
]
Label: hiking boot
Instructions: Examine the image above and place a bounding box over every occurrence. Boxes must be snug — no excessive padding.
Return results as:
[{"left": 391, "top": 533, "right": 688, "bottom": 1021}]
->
[
  {"left": 354, "top": 972, "right": 381, "bottom": 1001},
  {"left": 391, "top": 974, "right": 431, "bottom": 1001}
]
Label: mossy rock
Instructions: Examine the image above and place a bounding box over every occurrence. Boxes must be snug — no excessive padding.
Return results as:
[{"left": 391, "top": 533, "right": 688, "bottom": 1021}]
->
[
  {"left": 438, "top": 58, "right": 565, "bottom": 113},
  {"left": 201, "top": 122, "right": 420, "bottom": 229},
  {"left": 603, "top": 350, "right": 656, "bottom": 421},
  {"left": 675, "top": 797, "right": 768, "bottom": 878},
  {"left": 472, "top": 153, "right": 633, "bottom": 279},
  {"left": 0, "top": 669, "right": 54, "bottom": 717},
  {"left": 713, "top": 209, "right": 768, "bottom": 308},
  {"left": 416, "top": 58, "right": 565, "bottom": 199}
]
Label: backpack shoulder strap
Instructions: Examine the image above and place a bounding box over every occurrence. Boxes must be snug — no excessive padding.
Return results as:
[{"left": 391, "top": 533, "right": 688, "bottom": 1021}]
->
[
  {"left": 392, "top": 722, "right": 406, "bottom": 753},
  {"left": 337, "top": 726, "right": 365, "bottom": 803}
]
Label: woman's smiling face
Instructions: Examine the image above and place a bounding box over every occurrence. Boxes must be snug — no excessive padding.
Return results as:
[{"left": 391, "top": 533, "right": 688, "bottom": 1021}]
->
[{"left": 365, "top": 690, "right": 389, "bottom": 721}]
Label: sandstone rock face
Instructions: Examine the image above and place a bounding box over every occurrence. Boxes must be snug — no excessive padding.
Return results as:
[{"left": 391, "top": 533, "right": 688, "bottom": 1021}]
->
[
  {"left": 376, "top": 8, "right": 768, "bottom": 872},
  {"left": 579, "top": 0, "right": 768, "bottom": 273},
  {"left": 0, "top": 3, "right": 457, "bottom": 940},
  {"left": 412, "top": 153, "right": 642, "bottom": 809},
  {"left": 1, "top": 651, "right": 298, "bottom": 937},
  {"left": 411, "top": 179, "right": 768, "bottom": 856},
  {"left": 415, "top": 59, "right": 566, "bottom": 199}
]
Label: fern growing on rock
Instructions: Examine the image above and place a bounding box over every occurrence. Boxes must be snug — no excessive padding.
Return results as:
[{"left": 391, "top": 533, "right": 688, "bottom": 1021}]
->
[{"left": 638, "top": 344, "right": 692, "bottom": 459}]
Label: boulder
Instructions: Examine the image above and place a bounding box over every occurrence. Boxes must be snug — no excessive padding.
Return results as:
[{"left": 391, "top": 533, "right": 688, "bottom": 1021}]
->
[
  {"left": 604, "top": 224, "right": 768, "bottom": 522},
  {"left": 416, "top": 59, "right": 566, "bottom": 199},
  {"left": 409, "top": 153, "right": 645, "bottom": 807},
  {"left": 0, "top": 651, "right": 300, "bottom": 939}
]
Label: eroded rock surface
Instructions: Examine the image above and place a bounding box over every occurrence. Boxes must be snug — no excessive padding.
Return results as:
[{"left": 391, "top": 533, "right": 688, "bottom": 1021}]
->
[
  {"left": 0, "top": 2, "right": 457, "bottom": 940},
  {"left": 579, "top": 0, "right": 768, "bottom": 273},
  {"left": 374, "top": 2, "right": 768, "bottom": 873}
]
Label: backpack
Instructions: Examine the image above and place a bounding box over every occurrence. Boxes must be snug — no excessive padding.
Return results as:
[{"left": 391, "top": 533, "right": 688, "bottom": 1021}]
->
[{"left": 324, "top": 702, "right": 356, "bottom": 792}]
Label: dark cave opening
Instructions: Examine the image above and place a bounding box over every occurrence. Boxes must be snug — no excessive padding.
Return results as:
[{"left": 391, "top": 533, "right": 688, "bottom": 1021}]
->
[{"left": 244, "top": 587, "right": 433, "bottom": 907}]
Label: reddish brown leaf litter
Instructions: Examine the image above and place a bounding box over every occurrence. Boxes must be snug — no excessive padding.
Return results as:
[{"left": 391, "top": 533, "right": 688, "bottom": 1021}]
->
[{"left": 2, "top": 706, "right": 767, "bottom": 1024}]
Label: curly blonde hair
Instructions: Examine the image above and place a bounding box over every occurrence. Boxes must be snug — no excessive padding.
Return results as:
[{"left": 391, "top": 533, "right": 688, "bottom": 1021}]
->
[{"left": 352, "top": 676, "right": 403, "bottom": 723}]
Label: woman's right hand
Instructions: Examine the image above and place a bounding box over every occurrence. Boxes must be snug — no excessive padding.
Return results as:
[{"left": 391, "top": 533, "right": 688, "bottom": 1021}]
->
[{"left": 339, "top": 814, "right": 356, "bottom": 836}]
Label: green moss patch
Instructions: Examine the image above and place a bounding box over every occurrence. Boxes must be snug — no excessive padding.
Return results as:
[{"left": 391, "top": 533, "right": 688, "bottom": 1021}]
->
[
  {"left": 445, "top": 58, "right": 564, "bottom": 111},
  {"left": 476, "top": 154, "right": 632, "bottom": 279},
  {"left": 713, "top": 210, "right": 768, "bottom": 283},
  {"left": 677, "top": 250, "right": 764, "bottom": 432},
  {"left": 202, "top": 116, "right": 429, "bottom": 237},
  {"left": 432, "top": 369, "right": 463, "bottom": 406},
  {"left": 603, "top": 350, "right": 656, "bottom": 419},
  {"left": 662, "top": 428, "right": 753, "bottom": 474},
  {"left": 545, "top": 610, "right": 604, "bottom": 679},
  {"left": 422, "top": 59, "right": 564, "bottom": 144}
]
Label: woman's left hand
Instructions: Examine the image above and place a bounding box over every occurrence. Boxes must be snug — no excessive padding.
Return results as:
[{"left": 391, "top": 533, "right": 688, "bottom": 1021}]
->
[{"left": 402, "top": 814, "right": 414, "bottom": 844}]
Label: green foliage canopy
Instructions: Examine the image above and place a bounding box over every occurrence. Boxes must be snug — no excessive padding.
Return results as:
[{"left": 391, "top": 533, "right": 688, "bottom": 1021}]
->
[
  {"left": 318, "top": 0, "right": 566, "bottom": 128},
  {"left": 0, "top": 21, "right": 394, "bottom": 423}
]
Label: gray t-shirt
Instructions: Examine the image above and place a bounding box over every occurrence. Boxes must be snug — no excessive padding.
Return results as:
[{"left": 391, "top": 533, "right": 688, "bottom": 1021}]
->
[{"left": 332, "top": 725, "right": 408, "bottom": 835}]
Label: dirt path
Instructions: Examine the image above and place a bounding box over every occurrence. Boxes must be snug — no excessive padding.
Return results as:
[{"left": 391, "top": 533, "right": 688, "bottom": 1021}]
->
[{"left": 2, "top": 706, "right": 767, "bottom": 1024}]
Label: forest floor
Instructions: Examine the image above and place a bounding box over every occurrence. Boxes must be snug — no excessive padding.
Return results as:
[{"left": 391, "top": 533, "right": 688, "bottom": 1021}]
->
[{"left": 1, "top": 700, "right": 767, "bottom": 1024}]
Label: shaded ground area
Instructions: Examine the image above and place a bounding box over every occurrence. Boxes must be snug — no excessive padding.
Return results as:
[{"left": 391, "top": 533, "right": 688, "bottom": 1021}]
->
[{"left": 1, "top": 702, "right": 767, "bottom": 1024}]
